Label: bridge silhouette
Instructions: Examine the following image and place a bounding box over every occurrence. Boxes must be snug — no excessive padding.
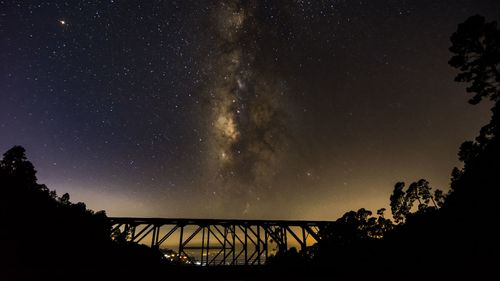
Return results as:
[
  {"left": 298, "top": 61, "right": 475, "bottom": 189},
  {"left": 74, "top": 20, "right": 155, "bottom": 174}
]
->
[{"left": 110, "top": 217, "right": 334, "bottom": 266}]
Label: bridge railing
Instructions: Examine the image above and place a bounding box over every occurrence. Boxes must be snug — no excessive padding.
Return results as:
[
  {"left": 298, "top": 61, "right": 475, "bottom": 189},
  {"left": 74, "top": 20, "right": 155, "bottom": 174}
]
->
[{"left": 109, "top": 217, "right": 333, "bottom": 266}]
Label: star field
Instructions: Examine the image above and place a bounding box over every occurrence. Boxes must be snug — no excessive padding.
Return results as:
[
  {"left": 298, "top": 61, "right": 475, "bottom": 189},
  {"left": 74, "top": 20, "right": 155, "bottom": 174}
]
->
[{"left": 1, "top": 0, "right": 499, "bottom": 219}]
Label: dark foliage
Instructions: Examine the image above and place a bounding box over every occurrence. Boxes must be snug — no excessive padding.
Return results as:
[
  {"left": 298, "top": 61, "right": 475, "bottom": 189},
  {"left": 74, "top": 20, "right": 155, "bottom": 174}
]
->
[
  {"left": 268, "top": 15, "right": 500, "bottom": 278},
  {"left": 449, "top": 15, "right": 500, "bottom": 105},
  {"left": 0, "top": 146, "right": 167, "bottom": 280},
  {"left": 1, "top": 14, "right": 499, "bottom": 281}
]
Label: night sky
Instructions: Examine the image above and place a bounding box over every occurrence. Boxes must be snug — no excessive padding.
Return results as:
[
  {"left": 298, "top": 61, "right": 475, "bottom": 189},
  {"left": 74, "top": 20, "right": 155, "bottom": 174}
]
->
[{"left": 1, "top": 0, "right": 499, "bottom": 220}]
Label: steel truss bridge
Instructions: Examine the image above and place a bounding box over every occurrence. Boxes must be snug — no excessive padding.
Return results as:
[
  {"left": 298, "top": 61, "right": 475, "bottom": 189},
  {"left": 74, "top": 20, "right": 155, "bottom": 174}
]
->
[{"left": 110, "top": 217, "right": 332, "bottom": 266}]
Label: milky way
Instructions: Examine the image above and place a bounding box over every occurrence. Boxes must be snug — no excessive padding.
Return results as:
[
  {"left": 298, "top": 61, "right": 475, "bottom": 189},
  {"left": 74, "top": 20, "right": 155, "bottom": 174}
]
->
[
  {"left": 204, "top": 1, "right": 287, "bottom": 215},
  {"left": 1, "top": 0, "right": 499, "bottom": 220}
]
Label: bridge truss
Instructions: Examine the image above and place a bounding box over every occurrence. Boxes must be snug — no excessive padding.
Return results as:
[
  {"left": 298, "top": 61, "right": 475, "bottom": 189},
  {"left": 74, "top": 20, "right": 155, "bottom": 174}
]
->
[{"left": 109, "top": 217, "right": 331, "bottom": 266}]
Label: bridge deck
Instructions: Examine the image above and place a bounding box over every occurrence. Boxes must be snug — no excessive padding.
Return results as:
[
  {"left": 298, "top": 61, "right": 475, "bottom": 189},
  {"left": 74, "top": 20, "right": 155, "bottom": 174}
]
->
[
  {"left": 110, "top": 217, "right": 333, "bottom": 226},
  {"left": 109, "top": 217, "right": 334, "bottom": 266}
]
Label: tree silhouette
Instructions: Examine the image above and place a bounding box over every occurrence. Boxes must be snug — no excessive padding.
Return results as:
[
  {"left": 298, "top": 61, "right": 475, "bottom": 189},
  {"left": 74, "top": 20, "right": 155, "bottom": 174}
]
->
[
  {"left": 448, "top": 15, "right": 500, "bottom": 190},
  {"left": 2, "top": 14, "right": 500, "bottom": 280},
  {"left": 389, "top": 182, "right": 408, "bottom": 224},
  {"left": 389, "top": 179, "right": 443, "bottom": 224},
  {"left": 442, "top": 15, "right": 500, "bottom": 274},
  {"left": 269, "top": 15, "right": 500, "bottom": 277},
  {"left": 0, "top": 145, "right": 167, "bottom": 280},
  {"left": 446, "top": 15, "right": 500, "bottom": 212},
  {"left": 449, "top": 15, "right": 500, "bottom": 105},
  {"left": 385, "top": 14, "right": 500, "bottom": 275},
  {"left": 1, "top": 145, "right": 38, "bottom": 186}
]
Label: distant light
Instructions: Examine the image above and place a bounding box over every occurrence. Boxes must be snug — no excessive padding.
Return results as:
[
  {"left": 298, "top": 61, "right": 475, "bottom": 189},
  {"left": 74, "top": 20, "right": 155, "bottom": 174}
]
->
[{"left": 59, "top": 20, "right": 66, "bottom": 25}]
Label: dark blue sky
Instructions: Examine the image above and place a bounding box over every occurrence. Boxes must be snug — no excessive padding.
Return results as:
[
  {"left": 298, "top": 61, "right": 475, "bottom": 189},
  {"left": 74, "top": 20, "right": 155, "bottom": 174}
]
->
[{"left": 1, "top": 0, "right": 499, "bottom": 219}]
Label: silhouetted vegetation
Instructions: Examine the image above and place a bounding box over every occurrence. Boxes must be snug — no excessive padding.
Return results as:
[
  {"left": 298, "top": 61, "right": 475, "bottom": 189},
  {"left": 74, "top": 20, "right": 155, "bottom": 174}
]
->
[
  {"left": 0, "top": 146, "right": 167, "bottom": 280},
  {"left": 268, "top": 14, "right": 500, "bottom": 278},
  {"left": 1, "top": 14, "right": 499, "bottom": 280}
]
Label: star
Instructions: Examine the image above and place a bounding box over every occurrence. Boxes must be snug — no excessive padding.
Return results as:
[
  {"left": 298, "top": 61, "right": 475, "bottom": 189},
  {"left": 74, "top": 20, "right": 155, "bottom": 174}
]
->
[{"left": 2, "top": 0, "right": 496, "bottom": 220}]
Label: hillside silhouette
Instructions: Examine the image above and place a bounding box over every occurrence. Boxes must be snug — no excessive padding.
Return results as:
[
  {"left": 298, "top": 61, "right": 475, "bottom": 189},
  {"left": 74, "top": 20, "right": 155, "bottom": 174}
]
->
[
  {"left": 1, "top": 15, "right": 499, "bottom": 280},
  {"left": 0, "top": 146, "right": 167, "bottom": 280},
  {"left": 269, "top": 14, "right": 500, "bottom": 278}
]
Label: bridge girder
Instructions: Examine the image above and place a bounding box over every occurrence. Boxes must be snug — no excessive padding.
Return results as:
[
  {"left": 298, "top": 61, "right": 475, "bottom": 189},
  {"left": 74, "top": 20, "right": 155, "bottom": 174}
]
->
[{"left": 109, "top": 217, "right": 332, "bottom": 266}]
